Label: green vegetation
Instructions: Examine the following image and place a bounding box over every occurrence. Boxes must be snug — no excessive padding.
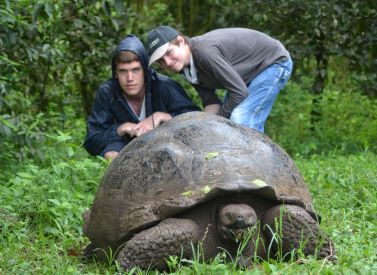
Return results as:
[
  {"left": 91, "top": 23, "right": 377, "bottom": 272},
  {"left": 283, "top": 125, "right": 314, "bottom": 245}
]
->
[
  {"left": 1, "top": 1, "right": 376, "bottom": 274},
  {"left": 1, "top": 136, "right": 376, "bottom": 274},
  {"left": 267, "top": 81, "right": 377, "bottom": 156}
]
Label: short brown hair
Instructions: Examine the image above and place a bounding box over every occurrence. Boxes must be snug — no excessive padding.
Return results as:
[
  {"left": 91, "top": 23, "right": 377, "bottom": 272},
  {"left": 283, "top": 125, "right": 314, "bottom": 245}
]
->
[
  {"left": 114, "top": 51, "right": 139, "bottom": 65},
  {"left": 170, "top": 34, "right": 188, "bottom": 46}
]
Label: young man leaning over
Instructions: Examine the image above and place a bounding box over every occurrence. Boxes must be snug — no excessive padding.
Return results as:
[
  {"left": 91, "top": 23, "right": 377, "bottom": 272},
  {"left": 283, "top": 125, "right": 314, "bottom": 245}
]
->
[
  {"left": 147, "top": 26, "right": 292, "bottom": 133},
  {"left": 83, "top": 35, "right": 199, "bottom": 160}
]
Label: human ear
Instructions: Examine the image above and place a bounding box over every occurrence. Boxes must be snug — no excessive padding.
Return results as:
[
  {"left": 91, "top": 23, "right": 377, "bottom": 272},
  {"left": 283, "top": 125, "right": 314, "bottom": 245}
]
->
[{"left": 177, "top": 35, "right": 185, "bottom": 46}]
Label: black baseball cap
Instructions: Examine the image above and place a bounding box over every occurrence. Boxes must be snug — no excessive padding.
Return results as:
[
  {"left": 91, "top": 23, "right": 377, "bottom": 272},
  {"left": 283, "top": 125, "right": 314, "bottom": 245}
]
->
[{"left": 147, "top": 26, "right": 179, "bottom": 66}]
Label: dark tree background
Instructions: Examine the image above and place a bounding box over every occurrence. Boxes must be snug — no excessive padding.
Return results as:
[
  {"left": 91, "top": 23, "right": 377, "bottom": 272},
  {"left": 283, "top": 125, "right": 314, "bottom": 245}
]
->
[{"left": 1, "top": 0, "right": 376, "bottom": 160}]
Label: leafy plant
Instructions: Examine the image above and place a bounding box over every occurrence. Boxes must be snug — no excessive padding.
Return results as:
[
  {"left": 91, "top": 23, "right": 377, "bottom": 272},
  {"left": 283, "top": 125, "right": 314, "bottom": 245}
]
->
[{"left": 266, "top": 81, "right": 377, "bottom": 156}]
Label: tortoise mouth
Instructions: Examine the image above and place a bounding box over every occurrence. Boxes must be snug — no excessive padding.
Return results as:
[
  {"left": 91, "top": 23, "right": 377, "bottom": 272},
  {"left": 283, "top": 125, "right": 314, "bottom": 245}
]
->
[
  {"left": 228, "top": 219, "right": 249, "bottom": 229},
  {"left": 220, "top": 223, "right": 255, "bottom": 242}
]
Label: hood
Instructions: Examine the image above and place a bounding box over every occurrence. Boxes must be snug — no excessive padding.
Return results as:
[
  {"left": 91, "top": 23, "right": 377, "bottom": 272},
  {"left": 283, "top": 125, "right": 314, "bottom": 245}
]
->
[
  {"left": 111, "top": 34, "right": 151, "bottom": 79},
  {"left": 111, "top": 35, "right": 155, "bottom": 116}
]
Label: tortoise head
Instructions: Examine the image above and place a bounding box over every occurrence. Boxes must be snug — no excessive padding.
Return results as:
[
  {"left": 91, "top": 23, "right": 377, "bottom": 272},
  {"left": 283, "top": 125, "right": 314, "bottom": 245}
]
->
[{"left": 218, "top": 204, "right": 257, "bottom": 242}]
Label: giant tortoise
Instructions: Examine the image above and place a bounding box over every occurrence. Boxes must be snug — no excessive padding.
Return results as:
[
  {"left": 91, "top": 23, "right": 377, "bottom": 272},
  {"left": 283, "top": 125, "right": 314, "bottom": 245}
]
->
[{"left": 83, "top": 112, "right": 335, "bottom": 270}]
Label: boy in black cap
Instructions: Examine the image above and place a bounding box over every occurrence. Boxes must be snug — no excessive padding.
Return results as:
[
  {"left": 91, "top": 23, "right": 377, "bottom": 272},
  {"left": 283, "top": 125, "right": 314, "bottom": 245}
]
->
[{"left": 147, "top": 26, "right": 292, "bottom": 132}]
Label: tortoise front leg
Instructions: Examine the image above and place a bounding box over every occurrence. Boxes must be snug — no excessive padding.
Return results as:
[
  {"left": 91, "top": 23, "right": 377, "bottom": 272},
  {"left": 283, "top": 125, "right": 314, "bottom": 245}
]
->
[
  {"left": 117, "top": 218, "right": 200, "bottom": 271},
  {"left": 262, "top": 205, "right": 335, "bottom": 260}
]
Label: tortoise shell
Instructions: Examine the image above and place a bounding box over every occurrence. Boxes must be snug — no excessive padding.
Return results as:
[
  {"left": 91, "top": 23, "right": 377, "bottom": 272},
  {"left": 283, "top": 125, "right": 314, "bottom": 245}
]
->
[{"left": 86, "top": 112, "right": 315, "bottom": 253}]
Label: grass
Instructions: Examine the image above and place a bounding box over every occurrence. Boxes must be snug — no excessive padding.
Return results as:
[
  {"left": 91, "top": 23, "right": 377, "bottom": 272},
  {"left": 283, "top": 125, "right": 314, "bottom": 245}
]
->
[
  {"left": 0, "top": 135, "right": 376, "bottom": 274},
  {"left": 296, "top": 152, "right": 377, "bottom": 274}
]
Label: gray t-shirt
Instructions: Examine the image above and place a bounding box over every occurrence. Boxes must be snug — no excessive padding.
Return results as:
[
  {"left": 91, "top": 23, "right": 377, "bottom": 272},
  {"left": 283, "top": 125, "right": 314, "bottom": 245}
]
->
[{"left": 188, "top": 28, "right": 290, "bottom": 118}]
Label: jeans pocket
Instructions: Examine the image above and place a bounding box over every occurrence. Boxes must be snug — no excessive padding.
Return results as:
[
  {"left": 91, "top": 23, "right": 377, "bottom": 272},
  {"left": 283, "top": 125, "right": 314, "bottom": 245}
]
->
[
  {"left": 272, "top": 64, "right": 285, "bottom": 79},
  {"left": 278, "top": 59, "right": 293, "bottom": 80},
  {"left": 281, "top": 67, "right": 291, "bottom": 80}
]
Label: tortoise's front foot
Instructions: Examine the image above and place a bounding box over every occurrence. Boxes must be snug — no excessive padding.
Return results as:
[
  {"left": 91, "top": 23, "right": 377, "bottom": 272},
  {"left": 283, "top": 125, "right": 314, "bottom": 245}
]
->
[
  {"left": 262, "top": 205, "right": 336, "bottom": 260},
  {"left": 318, "top": 238, "right": 337, "bottom": 262},
  {"left": 117, "top": 218, "right": 200, "bottom": 271}
]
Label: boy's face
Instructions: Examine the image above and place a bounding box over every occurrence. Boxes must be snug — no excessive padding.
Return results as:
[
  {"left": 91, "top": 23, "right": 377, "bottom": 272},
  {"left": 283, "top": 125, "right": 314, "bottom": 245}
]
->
[
  {"left": 158, "top": 36, "right": 189, "bottom": 72},
  {"left": 115, "top": 61, "right": 145, "bottom": 97}
]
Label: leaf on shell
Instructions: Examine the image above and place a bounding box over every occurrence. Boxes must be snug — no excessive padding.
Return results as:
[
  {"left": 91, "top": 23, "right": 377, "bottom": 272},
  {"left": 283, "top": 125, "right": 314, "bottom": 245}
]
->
[
  {"left": 251, "top": 179, "right": 267, "bottom": 187},
  {"left": 182, "top": 190, "right": 193, "bottom": 197},
  {"left": 201, "top": 185, "right": 211, "bottom": 194},
  {"left": 205, "top": 152, "right": 219, "bottom": 160}
]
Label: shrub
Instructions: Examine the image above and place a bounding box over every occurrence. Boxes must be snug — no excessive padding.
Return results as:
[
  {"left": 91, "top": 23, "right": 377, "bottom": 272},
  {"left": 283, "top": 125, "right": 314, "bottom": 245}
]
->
[{"left": 267, "top": 82, "right": 377, "bottom": 156}]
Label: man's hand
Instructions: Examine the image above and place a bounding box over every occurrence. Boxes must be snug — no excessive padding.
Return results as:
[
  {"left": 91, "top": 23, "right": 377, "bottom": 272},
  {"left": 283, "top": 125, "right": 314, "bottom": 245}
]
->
[
  {"left": 117, "top": 122, "right": 138, "bottom": 137},
  {"left": 204, "top": 104, "right": 221, "bottom": 115},
  {"left": 132, "top": 112, "right": 172, "bottom": 137},
  {"left": 151, "top": 111, "right": 173, "bottom": 126}
]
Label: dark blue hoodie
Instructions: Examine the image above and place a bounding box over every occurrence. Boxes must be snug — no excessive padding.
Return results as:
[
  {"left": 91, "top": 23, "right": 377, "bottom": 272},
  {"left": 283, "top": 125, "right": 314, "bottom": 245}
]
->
[{"left": 83, "top": 35, "right": 199, "bottom": 156}]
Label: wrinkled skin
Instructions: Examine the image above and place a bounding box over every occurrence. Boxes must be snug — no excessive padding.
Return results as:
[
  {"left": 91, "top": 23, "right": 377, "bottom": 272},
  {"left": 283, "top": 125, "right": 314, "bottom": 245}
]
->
[{"left": 218, "top": 204, "right": 258, "bottom": 241}]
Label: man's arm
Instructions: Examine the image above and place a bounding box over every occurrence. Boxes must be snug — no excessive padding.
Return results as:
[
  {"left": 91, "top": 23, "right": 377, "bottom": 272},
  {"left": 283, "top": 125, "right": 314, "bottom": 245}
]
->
[
  {"left": 123, "top": 76, "right": 198, "bottom": 138},
  {"left": 83, "top": 84, "right": 131, "bottom": 156},
  {"left": 192, "top": 83, "right": 222, "bottom": 117},
  {"left": 132, "top": 112, "right": 172, "bottom": 137},
  {"left": 204, "top": 104, "right": 221, "bottom": 115},
  {"left": 197, "top": 48, "right": 249, "bottom": 118},
  {"left": 117, "top": 122, "right": 138, "bottom": 137}
]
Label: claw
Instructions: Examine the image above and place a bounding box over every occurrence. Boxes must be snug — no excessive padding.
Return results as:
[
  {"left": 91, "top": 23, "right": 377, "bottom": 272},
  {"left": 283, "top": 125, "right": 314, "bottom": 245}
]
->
[{"left": 319, "top": 240, "right": 336, "bottom": 262}]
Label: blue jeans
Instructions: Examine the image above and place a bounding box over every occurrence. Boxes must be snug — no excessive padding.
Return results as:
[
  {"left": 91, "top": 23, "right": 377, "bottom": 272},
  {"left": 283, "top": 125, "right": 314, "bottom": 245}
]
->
[{"left": 229, "top": 58, "right": 293, "bottom": 132}]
